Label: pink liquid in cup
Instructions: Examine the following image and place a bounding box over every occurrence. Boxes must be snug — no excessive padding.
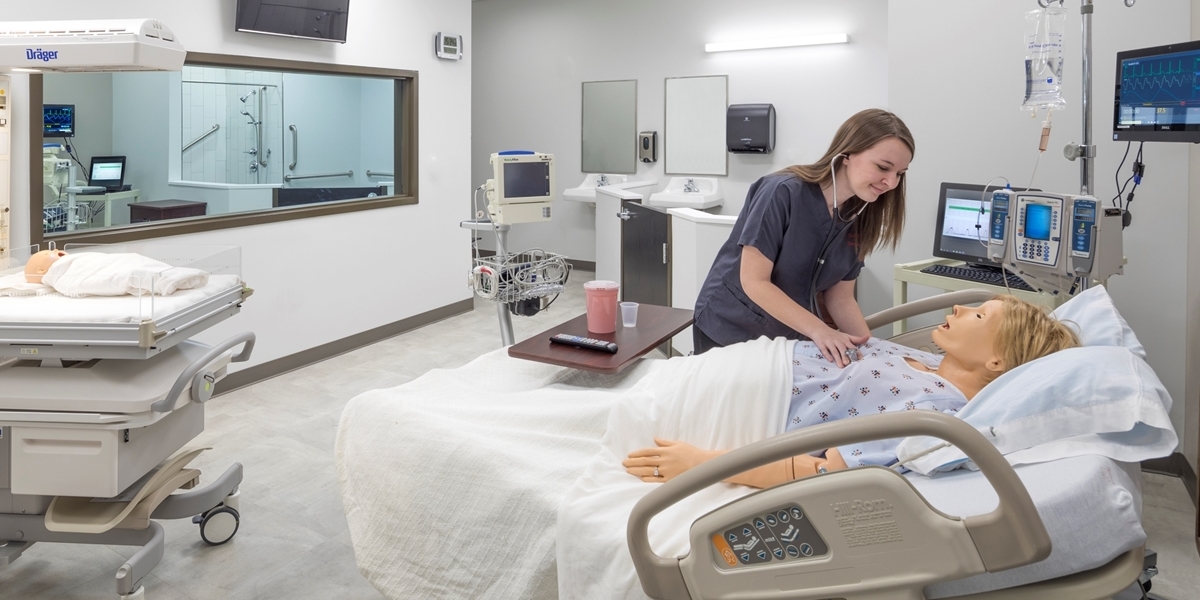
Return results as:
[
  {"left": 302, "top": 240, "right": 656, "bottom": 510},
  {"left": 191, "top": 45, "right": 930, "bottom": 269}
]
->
[{"left": 583, "top": 280, "right": 620, "bottom": 334}]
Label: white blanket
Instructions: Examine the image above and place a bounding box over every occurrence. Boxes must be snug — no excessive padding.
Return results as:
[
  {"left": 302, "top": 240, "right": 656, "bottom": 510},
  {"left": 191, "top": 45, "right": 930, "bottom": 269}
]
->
[
  {"left": 42, "top": 252, "right": 209, "bottom": 297},
  {"left": 556, "top": 337, "right": 793, "bottom": 600},
  {"left": 335, "top": 346, "right": 663, "bottom": 600},
  {"left": 0, "top": 273, "right": 54, "bottom": 297}
]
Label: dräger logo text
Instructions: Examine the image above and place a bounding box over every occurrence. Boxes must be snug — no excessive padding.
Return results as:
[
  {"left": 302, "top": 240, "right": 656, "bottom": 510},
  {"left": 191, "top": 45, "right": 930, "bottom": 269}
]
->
[{"left": 27, "top": 48, "right": 59, "bottom": 62}]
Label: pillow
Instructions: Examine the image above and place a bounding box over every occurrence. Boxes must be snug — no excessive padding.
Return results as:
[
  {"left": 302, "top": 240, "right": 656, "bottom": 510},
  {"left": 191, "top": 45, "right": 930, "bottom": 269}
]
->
[
  {"left": 895, "top": 345, "right": 1175, "bottom": 475},
  {"left": 1051, "top": 285, "right": 1146, "bottom": 359}
]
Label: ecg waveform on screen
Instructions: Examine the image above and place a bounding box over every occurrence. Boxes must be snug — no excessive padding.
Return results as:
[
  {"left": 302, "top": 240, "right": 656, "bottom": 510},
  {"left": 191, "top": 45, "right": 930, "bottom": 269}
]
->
[{"left": 1121, "top": 57, "right": 1200, "bottom": 106}]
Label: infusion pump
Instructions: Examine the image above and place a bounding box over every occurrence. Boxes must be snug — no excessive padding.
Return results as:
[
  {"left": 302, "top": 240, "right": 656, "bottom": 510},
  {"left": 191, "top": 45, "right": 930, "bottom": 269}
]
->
[{"left": 987, "top": 190, "right": 1123, "bottom": 296}]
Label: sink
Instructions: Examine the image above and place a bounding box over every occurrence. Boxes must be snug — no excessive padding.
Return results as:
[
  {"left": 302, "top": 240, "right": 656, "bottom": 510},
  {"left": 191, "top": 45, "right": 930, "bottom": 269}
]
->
[
  {"left": 646, "top": 177, "right": 724, "bottom": 209},
  {"left": 563, "top": 174, "right": 656, "bottom": 204}
]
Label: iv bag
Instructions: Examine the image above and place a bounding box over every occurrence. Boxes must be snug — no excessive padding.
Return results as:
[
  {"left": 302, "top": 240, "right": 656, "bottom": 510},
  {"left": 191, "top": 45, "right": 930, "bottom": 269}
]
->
[{"left": 1021, "top": 6, "right": 1067, "bottom": 113}]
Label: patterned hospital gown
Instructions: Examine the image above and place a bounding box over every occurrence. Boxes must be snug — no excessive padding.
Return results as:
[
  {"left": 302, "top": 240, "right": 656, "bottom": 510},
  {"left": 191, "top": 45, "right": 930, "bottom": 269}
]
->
[{"left": 787, "top": 339, "right": 966, "bottom": 468}]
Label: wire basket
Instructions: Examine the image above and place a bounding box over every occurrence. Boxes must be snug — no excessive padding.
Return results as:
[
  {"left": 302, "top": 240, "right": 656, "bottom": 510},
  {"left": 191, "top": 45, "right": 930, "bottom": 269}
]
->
[{"left": 471, "top": 249, "right": 571, "bottom": 304}]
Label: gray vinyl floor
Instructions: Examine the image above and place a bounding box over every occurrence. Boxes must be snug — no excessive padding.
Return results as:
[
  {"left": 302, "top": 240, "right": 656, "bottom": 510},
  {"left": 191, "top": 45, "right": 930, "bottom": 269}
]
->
[{"left": 3, "top": 271, "right": 1198, "bottom": 599}]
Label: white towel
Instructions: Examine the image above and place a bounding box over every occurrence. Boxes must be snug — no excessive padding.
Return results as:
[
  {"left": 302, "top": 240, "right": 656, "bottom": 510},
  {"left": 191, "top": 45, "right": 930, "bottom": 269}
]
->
[
  {"left": 41, "top": 253, "right": 209, "bottom": 297},
  {"left": 0, "top": 272, "right": 54, "bottom": 297}
]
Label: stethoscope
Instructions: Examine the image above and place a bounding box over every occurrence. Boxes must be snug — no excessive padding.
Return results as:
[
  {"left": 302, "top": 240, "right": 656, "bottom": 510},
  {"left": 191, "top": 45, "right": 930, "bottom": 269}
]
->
[{"left": 808, "top": 154, "right": 869, "bottom": 320}]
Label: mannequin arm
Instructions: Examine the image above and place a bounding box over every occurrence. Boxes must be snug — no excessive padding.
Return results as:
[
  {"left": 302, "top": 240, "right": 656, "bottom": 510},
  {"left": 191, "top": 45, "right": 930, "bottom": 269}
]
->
[{"left": 623, "top": 439, "right": 845, "bottom": 489}]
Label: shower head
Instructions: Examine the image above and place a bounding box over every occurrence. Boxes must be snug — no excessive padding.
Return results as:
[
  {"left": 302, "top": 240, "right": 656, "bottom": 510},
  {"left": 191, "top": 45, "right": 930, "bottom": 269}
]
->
[{"left": 239, "top": 90, "right": 256, "bottom": 102}]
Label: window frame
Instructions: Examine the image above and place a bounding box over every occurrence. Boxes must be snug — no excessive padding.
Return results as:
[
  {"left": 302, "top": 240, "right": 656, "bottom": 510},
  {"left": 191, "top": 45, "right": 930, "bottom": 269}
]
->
[{"left": 28, "top": 52, "right": 418, "bottom": 246}]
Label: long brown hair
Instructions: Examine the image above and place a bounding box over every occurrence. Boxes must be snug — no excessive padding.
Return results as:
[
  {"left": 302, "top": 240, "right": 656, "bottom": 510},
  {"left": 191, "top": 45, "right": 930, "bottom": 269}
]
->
[{"left": 780, "top": 109, "right": 914, "bottom": 260}]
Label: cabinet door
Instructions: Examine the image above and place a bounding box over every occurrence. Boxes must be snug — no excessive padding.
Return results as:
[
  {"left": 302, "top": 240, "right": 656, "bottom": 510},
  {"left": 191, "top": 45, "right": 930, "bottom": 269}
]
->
[{"left": 620, "top": 200, "right": 670, "bottom": 307}]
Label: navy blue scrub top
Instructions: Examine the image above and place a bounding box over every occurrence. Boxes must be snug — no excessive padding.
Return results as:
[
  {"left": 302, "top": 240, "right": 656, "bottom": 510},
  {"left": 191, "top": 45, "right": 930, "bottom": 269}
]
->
[{"left": 694, "top": 173, "right": 863, "bottom": 347}]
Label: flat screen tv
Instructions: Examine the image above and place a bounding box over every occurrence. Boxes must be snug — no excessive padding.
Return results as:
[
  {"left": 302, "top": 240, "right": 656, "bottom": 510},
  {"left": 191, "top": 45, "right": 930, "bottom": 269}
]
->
[
  {"left": 235, "top": 0, "right": 349, "bottom": 44},
  {"left": 1113, "top": 38, "right": 1200, "bottom": 143}
]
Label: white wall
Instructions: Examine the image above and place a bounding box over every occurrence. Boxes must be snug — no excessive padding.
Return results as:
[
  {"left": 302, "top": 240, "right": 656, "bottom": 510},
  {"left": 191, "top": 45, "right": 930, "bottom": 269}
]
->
[
  {"left": 886, "top": 0, "right": 1193, "bottom": 460},
  {"left": 1188, "top": 0, "right": 1200, "bottom": 473},
  {"left": 6, "top": 0, "right": 474, "bottom": 371},
  {"left": 472, "top": 0, "right": 889, "bottom": 260}
]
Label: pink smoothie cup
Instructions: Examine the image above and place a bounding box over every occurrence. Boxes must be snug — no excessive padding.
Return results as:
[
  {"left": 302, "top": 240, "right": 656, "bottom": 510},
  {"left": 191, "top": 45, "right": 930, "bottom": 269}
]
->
[{"left": 583, "top": 280, "right": 620, "bottom": 334}]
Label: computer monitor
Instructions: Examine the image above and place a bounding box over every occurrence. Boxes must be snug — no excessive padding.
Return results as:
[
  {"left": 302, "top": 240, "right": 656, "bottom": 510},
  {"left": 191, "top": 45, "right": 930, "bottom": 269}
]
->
[
  {"left": 43, "top": 104, "right": 75, "bottom": 138},
  {"left": 88, "top": 156, "right": 126, "bottom": 192},
  {"left": 1113, "top": 38, "right": 1200, "bottom": 143},
  {"left": 932, "top": 182, "right": 1037, "bottom": 267}
]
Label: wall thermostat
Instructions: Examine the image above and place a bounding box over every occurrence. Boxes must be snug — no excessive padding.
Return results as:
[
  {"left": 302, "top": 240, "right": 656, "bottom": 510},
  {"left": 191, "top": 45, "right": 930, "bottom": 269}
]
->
[{"left": 435, "top": 32, "right": 463, "bottom": 60}]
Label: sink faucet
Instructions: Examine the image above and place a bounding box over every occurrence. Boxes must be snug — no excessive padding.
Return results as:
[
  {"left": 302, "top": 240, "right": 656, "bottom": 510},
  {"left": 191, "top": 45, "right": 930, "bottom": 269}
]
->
[
  {"left": 683, "top": 178, "right": 699, "bottom": 193},
  {"left": 596, "top": 173, "right": 609, "bottom": 187}
]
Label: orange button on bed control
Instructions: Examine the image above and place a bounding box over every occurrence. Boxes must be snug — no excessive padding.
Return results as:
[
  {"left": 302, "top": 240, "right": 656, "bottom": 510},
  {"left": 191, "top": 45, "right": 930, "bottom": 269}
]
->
[{"left": 712, "top": 533, "right": 738, "bottom": 567}]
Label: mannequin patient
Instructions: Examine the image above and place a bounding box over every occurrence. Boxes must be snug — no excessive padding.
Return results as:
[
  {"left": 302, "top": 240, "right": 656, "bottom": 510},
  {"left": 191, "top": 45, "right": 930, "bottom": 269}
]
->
[
  {"left": 623, "top": 295, "right": 1080, "bottom": 488},
  {"left": 24, "top": 249, "right": 68, "bottom": 284}
]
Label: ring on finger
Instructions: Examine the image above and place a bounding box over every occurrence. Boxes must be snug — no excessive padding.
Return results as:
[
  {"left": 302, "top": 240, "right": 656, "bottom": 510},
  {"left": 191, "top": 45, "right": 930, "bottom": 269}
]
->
[{"left": 653, "top": 466, "right": 660, "bottom": 478}]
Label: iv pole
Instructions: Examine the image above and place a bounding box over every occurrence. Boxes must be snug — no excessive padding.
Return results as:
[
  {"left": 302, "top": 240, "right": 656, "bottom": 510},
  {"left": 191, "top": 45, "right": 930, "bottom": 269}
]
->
[{"left": 1041, "top": 0, "right": 1138, "bottom": 195}]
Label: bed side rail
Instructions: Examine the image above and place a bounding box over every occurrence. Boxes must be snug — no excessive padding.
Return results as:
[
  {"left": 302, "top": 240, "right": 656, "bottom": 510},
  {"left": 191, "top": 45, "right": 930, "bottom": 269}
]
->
[
  {"left": 863, "top": 288, "right": 994, "bottom": 331},
  {"left": 627, "top": 411, "right": 1051, "bottom": 600}
]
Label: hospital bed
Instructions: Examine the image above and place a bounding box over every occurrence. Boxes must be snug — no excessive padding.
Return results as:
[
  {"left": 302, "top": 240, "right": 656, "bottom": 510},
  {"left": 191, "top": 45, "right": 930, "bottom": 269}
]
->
[
  {"left": 0, "top": 244, "right": 255, "bottom": 600},
  {"left": 335, "top": 288, "right": 1164, "bottom": 600}
]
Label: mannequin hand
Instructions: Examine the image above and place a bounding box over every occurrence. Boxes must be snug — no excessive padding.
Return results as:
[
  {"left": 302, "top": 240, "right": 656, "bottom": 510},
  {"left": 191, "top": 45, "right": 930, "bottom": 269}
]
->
[
  {"left": 808, "top": 328, "right": 869, "bottom": 368},
  {"left": 623, "top": 439, "right": 719, "bottom": 483}
]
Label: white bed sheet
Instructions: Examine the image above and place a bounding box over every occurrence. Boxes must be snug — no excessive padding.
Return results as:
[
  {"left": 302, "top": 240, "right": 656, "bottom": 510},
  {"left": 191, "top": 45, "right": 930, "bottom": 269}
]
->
[
  {"left": 0, "top": 274, "right": 241, "bottom": 324},
  {"left": 338, "top": 343, "right": 1147, "bottom": 600}
]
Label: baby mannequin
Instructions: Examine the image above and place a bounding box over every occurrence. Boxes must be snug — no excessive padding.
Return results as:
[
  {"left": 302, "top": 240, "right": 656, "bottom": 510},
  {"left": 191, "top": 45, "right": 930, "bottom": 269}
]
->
[{"left": 24, "top": 249, "right": 68, "bottom": 284}]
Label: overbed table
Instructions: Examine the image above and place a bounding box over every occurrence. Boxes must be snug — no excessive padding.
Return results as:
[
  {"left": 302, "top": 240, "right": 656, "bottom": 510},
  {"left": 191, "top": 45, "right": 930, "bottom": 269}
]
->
[{"left": 508, "top": 305, "right": 694, "bottom": 374}]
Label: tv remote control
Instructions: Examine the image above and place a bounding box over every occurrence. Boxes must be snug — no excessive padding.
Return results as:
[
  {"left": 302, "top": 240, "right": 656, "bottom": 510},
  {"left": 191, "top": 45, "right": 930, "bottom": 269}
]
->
[{"left": 549, "top": 333, "right": 618, "bottom": 354}]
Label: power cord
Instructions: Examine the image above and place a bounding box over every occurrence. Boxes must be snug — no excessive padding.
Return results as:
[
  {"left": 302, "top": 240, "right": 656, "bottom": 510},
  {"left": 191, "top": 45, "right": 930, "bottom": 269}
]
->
[{"left": 1111, "top": 141, "right": 1143, "bottom": 228}]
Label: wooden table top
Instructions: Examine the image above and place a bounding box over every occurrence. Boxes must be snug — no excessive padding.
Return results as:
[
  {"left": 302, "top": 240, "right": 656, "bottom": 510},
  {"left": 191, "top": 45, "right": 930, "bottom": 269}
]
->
[{"left": 508, "top": 304, "right": 694, "bottom": 374}]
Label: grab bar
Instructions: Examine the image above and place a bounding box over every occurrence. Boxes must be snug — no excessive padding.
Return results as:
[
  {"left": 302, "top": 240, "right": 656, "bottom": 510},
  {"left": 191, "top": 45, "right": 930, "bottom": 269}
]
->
[
  {"left": 182, "top": 124, "right": 220, "bottom": 153},
  {"left": 365, "top": 170, "right": 393, "bottom": 177},
  {"left": 288, "top": 124, "right": 298, "bottom": 170},
  {"left": 255, "top": 86, "right": 267, "bottom": 167},
  {"left": 284, "top": 170, "right": 353, "bottom": 182}
]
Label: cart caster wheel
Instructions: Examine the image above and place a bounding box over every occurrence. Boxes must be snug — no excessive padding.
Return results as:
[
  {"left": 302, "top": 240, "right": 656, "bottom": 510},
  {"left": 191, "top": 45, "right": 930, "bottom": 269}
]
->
[{"left": 198, "top": 506, "right": 240, "bottom": 545}]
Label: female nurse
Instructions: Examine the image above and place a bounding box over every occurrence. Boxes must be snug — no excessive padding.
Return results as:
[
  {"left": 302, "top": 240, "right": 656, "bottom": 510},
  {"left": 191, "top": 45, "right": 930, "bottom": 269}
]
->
[{"left": 692, "top": 108, "right": 914, "bottom": 366}]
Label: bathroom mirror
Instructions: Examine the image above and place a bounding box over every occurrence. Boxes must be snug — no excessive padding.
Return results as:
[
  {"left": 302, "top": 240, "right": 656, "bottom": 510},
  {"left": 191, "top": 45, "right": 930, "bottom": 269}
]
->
[
  {"left": 29, "top": 53, "right": 415, "bottom": 246},
  {"left": 581, "top": 79, "right": 637, "bottom": 174},
  {"left": 664, "top": 75, "right": 727, "bottom": 176}
]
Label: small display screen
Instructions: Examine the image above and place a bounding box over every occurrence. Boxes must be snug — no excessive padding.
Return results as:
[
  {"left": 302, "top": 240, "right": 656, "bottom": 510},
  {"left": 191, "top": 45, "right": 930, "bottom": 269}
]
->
[
  {"left": 503, "top": 161, "right": 550, "bottom": 199},
  {"left": 1025, "top": 204, "right": 1053, "bottom": 240},
  {"left": 1074, "top": 207, "right": 1095, "bottom": 220},
  {"left": 44, "top": 104, "right": 75, "bottom": 137}
]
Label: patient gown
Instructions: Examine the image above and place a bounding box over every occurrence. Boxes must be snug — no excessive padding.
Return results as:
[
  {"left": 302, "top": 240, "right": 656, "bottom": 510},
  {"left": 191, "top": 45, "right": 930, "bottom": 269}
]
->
[{"left": 788, "top": 339, "right": 966, "bottom": 468}]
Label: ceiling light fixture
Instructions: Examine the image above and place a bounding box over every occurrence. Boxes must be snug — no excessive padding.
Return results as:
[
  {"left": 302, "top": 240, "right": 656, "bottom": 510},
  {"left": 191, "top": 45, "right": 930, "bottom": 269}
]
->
[{"left": 705, "top": 33, "right": 849, "bottom": 53}]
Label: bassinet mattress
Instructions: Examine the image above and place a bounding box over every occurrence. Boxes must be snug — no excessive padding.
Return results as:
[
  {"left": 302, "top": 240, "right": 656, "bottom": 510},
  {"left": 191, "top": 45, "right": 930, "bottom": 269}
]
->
[
  {"left": 0, "top": 274, "right": 242, "bottom": 324},
  {"left": 917, "top": 454, "right": 1145, "bottom": 598}
]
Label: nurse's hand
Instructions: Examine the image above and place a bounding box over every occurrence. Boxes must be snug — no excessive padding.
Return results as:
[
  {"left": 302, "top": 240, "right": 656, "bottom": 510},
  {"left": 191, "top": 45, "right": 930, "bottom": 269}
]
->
[{"left": 809, "top": 327, "right": 870, "bottom": 368}]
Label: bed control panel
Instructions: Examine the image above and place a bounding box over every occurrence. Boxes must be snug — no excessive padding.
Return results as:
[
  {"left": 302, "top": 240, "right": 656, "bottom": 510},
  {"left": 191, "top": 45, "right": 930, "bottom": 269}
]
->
[{"left": 709, "top": 503, "right": 828, "bottom": 569}]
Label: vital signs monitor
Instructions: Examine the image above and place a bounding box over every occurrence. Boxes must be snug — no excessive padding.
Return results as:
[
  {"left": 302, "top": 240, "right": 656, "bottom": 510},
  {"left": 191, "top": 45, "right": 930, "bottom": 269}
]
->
[{"left": 485, "top": 151, "right": 555, "bottom": 225}]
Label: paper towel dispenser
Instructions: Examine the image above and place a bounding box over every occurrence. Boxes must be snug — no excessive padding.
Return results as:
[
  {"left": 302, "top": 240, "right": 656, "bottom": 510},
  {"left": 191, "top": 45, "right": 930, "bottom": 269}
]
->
[{"left": 727, "top": 104, "right": 775, "bottom": 154}]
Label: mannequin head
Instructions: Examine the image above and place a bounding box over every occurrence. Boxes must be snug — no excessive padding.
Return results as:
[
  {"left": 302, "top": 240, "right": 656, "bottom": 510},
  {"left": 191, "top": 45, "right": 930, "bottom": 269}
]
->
[
  {"left": 25, "top": 249, "right": 68, "bottom": 283},
  {"left": 932, "top": 295, "right": 1080, "bottom": 384}
]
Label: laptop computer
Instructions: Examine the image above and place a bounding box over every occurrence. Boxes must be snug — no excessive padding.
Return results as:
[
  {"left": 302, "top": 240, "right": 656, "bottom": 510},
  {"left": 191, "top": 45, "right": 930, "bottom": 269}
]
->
[{"left": 85, "top": 156, "right": 130, "bottom": 194}]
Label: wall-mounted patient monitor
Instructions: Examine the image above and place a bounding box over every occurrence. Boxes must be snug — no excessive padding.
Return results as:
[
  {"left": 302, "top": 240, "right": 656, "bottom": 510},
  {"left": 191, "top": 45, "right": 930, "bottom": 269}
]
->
[
  {"left": 485, "top": 151, "right": 555, "bottom": 225},
  {"left": 43, "top": 104, "right": 75, "bottom": 138}
]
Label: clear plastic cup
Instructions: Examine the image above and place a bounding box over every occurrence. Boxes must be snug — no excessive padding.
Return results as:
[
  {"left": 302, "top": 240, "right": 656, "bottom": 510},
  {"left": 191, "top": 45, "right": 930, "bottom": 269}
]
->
[
  {"left": 583, "top": 280, "right": 619, "bottom": 333},
  {"left": 620, "top": 302, "right": 639, "bottom": 328}
]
